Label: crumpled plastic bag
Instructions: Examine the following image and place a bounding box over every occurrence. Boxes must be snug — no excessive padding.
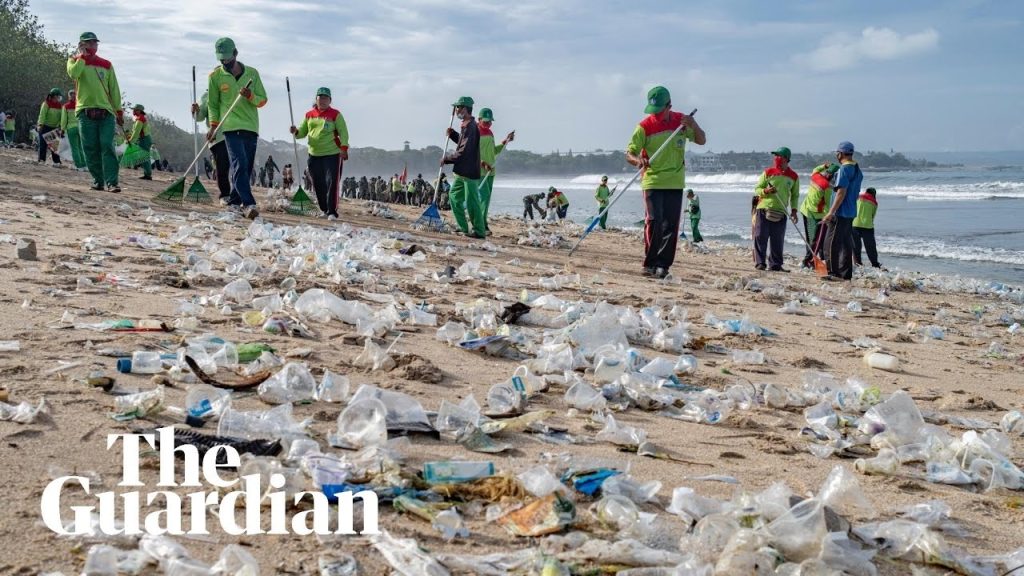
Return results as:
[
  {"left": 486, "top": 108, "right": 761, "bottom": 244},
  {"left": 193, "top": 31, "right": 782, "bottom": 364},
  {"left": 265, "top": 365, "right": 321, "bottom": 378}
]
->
[
  {"left": 595, "top": 413, "right": 647, "bottom": 449},
  {"left": 0, "top": 398, "right": 49, "bottom": 423},
  {"left": 371, "top": 529, "right": 450, "bottom": 576},
  {"left": 257, "top": 362, "right": 317, "bottom": 404}
]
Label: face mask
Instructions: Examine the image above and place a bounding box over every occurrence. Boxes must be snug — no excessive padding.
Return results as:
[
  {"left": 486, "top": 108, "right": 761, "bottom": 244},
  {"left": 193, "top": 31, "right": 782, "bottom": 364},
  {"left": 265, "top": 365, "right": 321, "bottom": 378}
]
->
[
  {"left": 84, "top": 46, "right": 97, "bottom": 56},
  {"left": 773, "top": 156, "right": 786, "bottom": 170}
]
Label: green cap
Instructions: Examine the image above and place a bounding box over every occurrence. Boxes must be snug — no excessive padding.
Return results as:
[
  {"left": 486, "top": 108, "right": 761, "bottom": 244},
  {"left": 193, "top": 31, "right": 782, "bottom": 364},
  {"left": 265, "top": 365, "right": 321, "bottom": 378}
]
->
[
  {"left": 451, "top": 96, "right": 474, "bottom": 109},
  {"left": 132, "top": 104, "right": 145, "bottom": 112},
  {"left": 79, "top": 32, "right": 99, "bottom": 42},
  {"left": 48, "top": 88, "right": 63, "bottom": 97},
  {"left": 824, "top": 163, "right": 840, "bottom": 175},
  {"left": 316, "top": 87, "right": 332, "bottom": 98},
  {"left": 478, "top": 108, "right": 494, "bottom": 122},
  {"left": 548, "top": 186, "right": 555, "bottom": 193},
  {"left": 686, "top": 188, "right": 694, "bottom": 194},
  {"left": 644, "top": 86, "right": 671, "bottom": 114},
  {"left": 601, "top": 175, "right": 608, "bottom": 181},
  {"left": 771, "top": 146, "right": 792, "bottom": 160},
  {"left": 215, "top": 37, "right": 236, "bottom": 60}
]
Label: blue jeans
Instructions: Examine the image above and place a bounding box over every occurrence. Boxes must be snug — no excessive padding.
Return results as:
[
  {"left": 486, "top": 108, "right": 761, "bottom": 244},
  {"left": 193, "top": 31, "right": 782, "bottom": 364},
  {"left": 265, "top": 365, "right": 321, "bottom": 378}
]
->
[{"left": 224, "top": 130, "right": 257, "bottom": 207}]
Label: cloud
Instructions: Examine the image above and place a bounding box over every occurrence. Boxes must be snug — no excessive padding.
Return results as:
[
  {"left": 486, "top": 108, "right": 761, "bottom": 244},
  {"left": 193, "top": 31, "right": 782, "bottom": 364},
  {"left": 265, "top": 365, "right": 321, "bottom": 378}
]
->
[{"left": 800, "top": 27, "right": 939, "bottom": 72}]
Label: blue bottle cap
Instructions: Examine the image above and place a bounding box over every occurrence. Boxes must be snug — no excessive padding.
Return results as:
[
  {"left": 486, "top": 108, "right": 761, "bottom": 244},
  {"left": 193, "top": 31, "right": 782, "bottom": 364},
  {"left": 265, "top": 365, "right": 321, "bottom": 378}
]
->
[{"left": 116, "top": 358, "right": 132, "bottom": 373}]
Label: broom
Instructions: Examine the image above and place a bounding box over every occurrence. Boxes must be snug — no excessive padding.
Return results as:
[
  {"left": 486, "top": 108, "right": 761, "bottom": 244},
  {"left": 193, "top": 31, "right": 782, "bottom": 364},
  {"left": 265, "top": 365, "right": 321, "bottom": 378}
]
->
[
  {"left": 568, "top": 109, "right": 697, "bottom": 258},
  {"left": 156, "top": 79, "right": 252, "bottom": 202},
  {"left": 183, "top": 66, "right": 211, "bottom": 203},
  {"left": 284, "top": 76, "right": 317, "bottom": 216},
  {"left": 792, "top": 218, "right": 829, "bottom": 277},
  {"left": 413, "top": 108, "right": 457, "bottom": 231}
]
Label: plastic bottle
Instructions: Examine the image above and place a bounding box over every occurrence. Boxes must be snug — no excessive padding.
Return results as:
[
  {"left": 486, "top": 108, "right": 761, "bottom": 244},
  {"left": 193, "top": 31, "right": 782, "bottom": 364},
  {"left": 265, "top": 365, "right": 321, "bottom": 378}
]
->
[
  {"left": 864, "top": 351, "right": 900, "bottom": 372},
  {"left": 117, "top": 351, "right": 166, "bottom": 374},
  {"left": 185, "top": 384, "right": 231, "bottom": 419},
  {"left": 423, "top": 461, "right": 495, "bottom": 484}
]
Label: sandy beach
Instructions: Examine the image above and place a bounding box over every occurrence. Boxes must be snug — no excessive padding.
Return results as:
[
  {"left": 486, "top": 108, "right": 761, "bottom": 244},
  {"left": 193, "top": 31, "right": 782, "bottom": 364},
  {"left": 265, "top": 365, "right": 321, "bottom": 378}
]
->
[{"left": 0, "top": 145, "right": 1022, "bottom": 575}]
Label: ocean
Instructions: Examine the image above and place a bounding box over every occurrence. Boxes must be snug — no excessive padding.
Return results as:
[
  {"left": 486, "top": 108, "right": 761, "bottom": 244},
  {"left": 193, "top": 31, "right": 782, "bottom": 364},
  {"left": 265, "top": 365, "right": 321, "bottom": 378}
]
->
[{"left": 488, "top": 168, "right": 1024, "bottom": 286}]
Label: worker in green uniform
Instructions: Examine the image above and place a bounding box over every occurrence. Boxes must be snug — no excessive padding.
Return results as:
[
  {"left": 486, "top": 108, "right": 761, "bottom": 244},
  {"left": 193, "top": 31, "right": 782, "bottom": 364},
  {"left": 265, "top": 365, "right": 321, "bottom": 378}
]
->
[
  {"left": 290, "top": 86, "right": 349, "bottom": 220},
  {"left": 442, "top": 96, "right": 484, "bottom": 238},
  {"left": 594, "top": 175, "right": 611, "bottom": 229},
  {"left": 37, "top": 88, "right": 63, "bottom": 165},
  {"left": 752, "top": 147, "right": 800, "bottom": 271},
  {"left": 799, "top": 162, "right": 838, "bottom": 268},
  {"left": 3, "top": 112, "right": 15, "bottom": 145},
  {"left": 127, "top": 104, "right": 154, "bottom": 180},
  {"left": 686, "top": 189, "right": 703, "bottom": 243},
  {"left": 853, "top": 187, "right": 882, "bottom": 268},
  {"left": 477, "top": 107, "right": 514, "bottom": 235},
  {"left": 67, "top": 31, "right": 123, "bottom": 192},
  {"left": 60, "top": 89, "right": 87, "bottom": 170}
]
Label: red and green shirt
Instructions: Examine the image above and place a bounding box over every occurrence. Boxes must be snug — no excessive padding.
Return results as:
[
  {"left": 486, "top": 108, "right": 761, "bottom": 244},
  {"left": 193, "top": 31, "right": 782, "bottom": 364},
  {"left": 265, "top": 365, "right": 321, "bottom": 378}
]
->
[
  {"left": 37, "top": 99, "right": 62, "bottom": 128},
  {"left": 754, "top": 165, "right": 800, "bottom": 213},
  {"left": 294, "top": 106, "right": 349, "bottom": 157},
  {"left": 60, "top": 101, "right": 78, "bottom": 130},
  {"left": 853, "top": 191, "right": 878, "bottom": 229},
  {"left": 478, "top": 123, "right": 505, "bottom": 174},
  {"left": 67, "top": 54, "right": 122, "bottom": 115},
  {"left": 207, "top": 63, "right": 267, "bottom": 134},
  {"left": 799, "top": 163, "right": 834, "bottom": 219},
  {"left": 627, "top": 112, "right": 696, "bottom": 190},
  {"left": 129, "top": 114, "right": 151, "bottom": 141}
]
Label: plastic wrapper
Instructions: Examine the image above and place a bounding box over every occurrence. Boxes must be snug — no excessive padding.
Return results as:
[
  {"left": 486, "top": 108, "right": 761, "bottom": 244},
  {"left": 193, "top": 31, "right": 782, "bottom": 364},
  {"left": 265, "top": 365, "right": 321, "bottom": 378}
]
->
[
  {"left": 316, "top": 370, "right": 350, "bottom": 403},
  {"left": 818, "top": 465, "right": 875, "bottom": 519},
  {"left": 517, "top": 465, "right": 567, "bottom": 497},
  {"left": 350, "top": 384, "right": 433, "bottom": 433},
  {"left": 0, "top": 398, "right": 49, "bottom": 423},
  {"left": 353, "top": 339, "right": 396, "bottom": 372},
  {"left": 257, "top": 362, "right": 316, "bottom": 404},
  {"left": 329, "top": 398, "right": 388, "bottom": 449},
  {"left": 595, "top": 413, "right": 647, "bottom": 448},
  {"left": 498, "top": 493, "right": 576, "bottom": 537},
  {"left": 370, "top": 529, "right": 450, "bottom": 576}
]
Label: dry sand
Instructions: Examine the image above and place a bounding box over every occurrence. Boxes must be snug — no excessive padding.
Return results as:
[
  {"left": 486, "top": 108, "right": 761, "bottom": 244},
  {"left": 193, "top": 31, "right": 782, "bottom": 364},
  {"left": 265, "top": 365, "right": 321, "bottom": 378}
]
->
[{"left": 0, "top": 146, "right": 1022, "bottom": 575}]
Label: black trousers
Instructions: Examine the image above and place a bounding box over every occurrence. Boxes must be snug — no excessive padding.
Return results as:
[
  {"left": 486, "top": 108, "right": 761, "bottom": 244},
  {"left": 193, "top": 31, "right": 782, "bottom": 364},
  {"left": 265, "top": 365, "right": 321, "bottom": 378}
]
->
[
  {"left": 853, "top": 227, "right": 880, "bottom": 267},
  {"left": 210, "top": 140, "right": 230, "bottom": 199},
  {"left": 753, "top": 210, "right": 787, "bottom": 268},
  {"left": 643, "top": 189, "right": 683, "bottom": 269},
  {"left": 824, "top": 216, "right": 855, "bottom": 279},
  {"left": 38, "top": 125, "right": 61, "bottom": 163},
  {"left": 309, "top": 153, "right": 341, "bottom": 216}
]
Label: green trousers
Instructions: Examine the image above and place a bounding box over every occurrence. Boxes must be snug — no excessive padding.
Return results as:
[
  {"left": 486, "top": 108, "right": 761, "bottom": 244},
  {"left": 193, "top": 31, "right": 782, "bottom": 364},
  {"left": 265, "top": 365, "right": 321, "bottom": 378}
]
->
[
  {"left": 78, "top": 112, "right": 119, "bottom": 187},
  {"left": 478, "top": 173, "right": 494, "bottom": 230},
  {"left": 450, "top": 175, "right": 484, "bottom": 236},
  {"left": 690, "top": 216, "right": 703, "bottom": 243},
  {"left": 66, "top": 126, "right": 86, "bottom": 168},
  {"left": 597, "top": 203, "right": 609, "bottom": 229},
  {"left": 137, "top": 134, "right": 153, "bottom": 177}
]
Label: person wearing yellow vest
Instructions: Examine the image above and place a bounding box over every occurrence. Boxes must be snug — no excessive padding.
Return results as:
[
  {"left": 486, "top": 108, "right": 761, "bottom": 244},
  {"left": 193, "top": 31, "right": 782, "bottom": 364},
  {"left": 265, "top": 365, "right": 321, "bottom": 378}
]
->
[
  {"left": 799, "top": 162, "right": 838, "bottom": 268},
  {"left": 60, "top": 89, "right": 87, "bottom": 169},
  {"left": 853, "top": 187, "right": 882, "bottom": 268},
  {"left": 290, "top": 87, "right": 349, "bottom": 220},
  {"left": 68, "top": 32, "right": 123, "bottom": 192},
  {"left": 626, "top": 86, "right": 706, "bottom": 279},
  {"left": 206, "top": 37, "right": 267, "bottom": 219},
  {"left": 477, "top": 107, "right": 514, "bottom": 235},
  {"left": 752, "top": 147, "right": 800, "bottom": 272},
  {"left": 193, "top": 90, "right": 230, "bottom": 203},
  {"left": 4, "top": 111, "right": 15, "bottom": 145},
  {"left": 126, "top": 104, "right": 154, "bottom": 180},
  {"left": 37, "top": 88, "right": 63, "bottom": 165}
]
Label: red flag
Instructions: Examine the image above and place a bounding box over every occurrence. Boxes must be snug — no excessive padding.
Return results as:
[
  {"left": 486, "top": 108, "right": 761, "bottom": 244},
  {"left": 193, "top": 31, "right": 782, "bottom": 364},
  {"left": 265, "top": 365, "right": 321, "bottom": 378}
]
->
[{"left": 400, "top": 164, "right": 407, "bottom": 185}]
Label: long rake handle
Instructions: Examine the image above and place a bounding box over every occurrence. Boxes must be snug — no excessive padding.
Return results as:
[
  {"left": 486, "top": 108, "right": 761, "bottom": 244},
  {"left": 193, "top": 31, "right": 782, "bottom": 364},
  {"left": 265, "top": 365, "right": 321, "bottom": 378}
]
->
[
  {"left": 286, "top": 77, "right": 301, "bottom": 173},
  {"left": 568, "top": 115, "right": 691, "bottom": 257},
  {"left": 430, "top": 109, "right": 457, "bottom": 205},
  {"left": 180, "top": 80, "right": 252, "bottom": 177},
  {"left": 191, "top": 66, "right": 198, "bottom": 177}
]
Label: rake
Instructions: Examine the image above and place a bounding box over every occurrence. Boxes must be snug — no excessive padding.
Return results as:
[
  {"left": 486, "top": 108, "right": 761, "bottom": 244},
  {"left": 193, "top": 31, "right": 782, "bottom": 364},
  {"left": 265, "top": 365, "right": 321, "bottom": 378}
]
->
[
  {"left": 156, "top": 79, "right": 252, "bottom": 203},
  {"left": 414, "top": 108, "right": 456, "bottom": 231},
  {"left": 284, "top": 77, "right": 318, "bottom": 216}
]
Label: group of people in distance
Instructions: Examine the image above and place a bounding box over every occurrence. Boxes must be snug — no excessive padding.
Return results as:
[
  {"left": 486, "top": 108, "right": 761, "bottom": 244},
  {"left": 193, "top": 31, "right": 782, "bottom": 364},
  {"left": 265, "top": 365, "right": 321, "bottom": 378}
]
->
[{"left": 752, "top": 142, "right": 882, "bottom": 280}]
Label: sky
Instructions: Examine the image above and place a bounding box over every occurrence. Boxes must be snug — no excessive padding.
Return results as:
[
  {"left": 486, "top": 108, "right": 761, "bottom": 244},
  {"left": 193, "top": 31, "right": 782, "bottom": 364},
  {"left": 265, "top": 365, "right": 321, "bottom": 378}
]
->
[{"left": 35, "top": 0, "right": 1024, "bottom": 155}]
